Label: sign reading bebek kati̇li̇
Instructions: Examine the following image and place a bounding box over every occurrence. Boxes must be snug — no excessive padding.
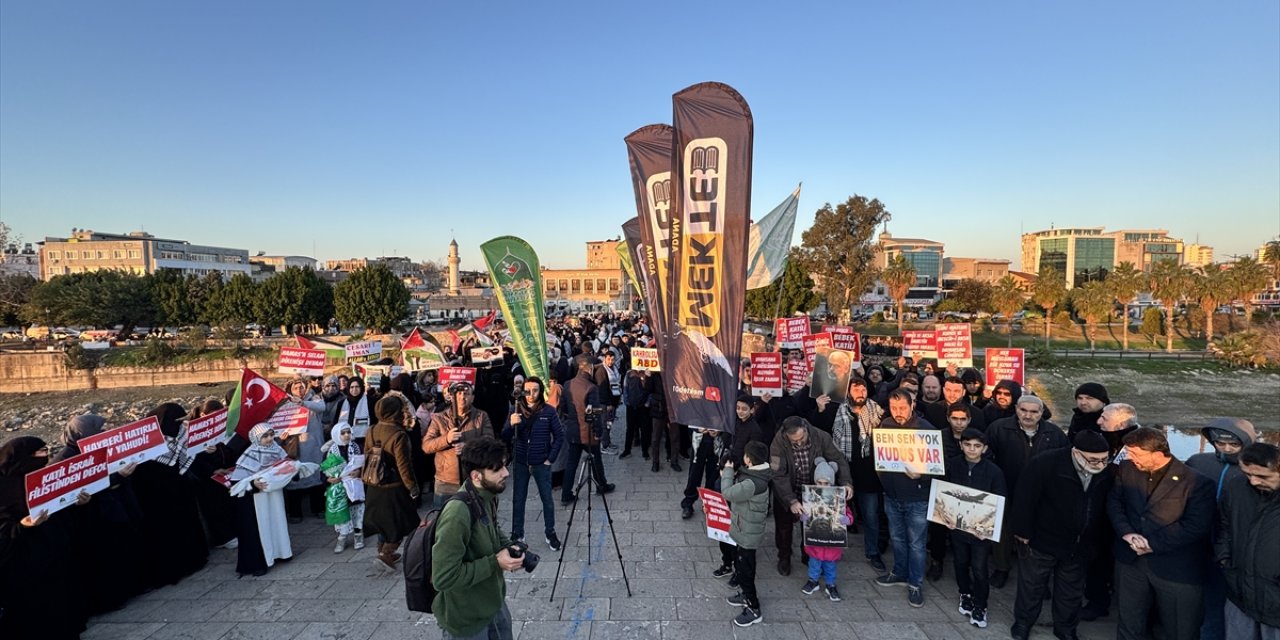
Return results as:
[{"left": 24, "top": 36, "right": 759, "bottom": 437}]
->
[
  {"left": 631, "top": 347, "right": 661, "bottom": 372},
  {"left": 76, "top": 416, "right": 168, "bottom": 473},
  {"left": 775, "top": 317, "right": 810, "bottom": 350},
  {"left": 25, "top": 450, "right": 110, "bottom": 517},
  {"left": 278, "top": 347, "right": 326, "bottom": 377},
  {"left": 873, "top": 428, "right": 946, "bottom": 476}
]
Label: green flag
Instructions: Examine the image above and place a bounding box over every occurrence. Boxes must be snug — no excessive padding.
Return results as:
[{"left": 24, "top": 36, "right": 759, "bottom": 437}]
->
[
  {"left": 481, "top": 236, "right": 549, "bottom": 385},
  {"left": 616, "top": 241, "right": 642, "bottom": 299}
]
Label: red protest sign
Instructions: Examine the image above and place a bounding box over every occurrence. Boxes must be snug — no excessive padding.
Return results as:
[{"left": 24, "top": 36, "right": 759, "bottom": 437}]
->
[
  {"left": 785, "top": 360, "right": 808, "bottom": 394},
  {"left": 278, "top": 347, "right": 326, "bottom": 377},
  {"left": 935, "top": 323, "right": 973, "bottom": 368},
  {"left": 78, "top": 416, "right": 168, "bottom": 473},
  {"left": 25, "top": 450, "right": 110, "bottom": 517},
  {"left": 266, "top": 403, "right": 311, "bottom": 438},
  {"left": 902, "top": 330, "right": 938, "bottom": 361},
  {"left": 439, "top": 366, "right": 477, "bottom": 387},
  {"left": 823, "top": 325, "right": 862, "bottom": 360},
  {"left": 775, "top": 317, "right": 809, "bottom": 350},
  {"left": 750, "top": 352, "right": 783, "bottom": 397},
  {"left": 186, "top": 408, "right": 230, "bottom": 456},
  {"left": 985, "top": 348, "right": 1025, "bottom": 387},
  {"left": 803, "top": 332, "right": 832, "bottom": 372},
  {"left": 697, "top": 488, "right": 735, "bottom": 545}
]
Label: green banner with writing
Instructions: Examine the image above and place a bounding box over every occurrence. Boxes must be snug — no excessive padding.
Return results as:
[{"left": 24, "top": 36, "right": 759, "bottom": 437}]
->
[{"left": 480, "top": 236, "right": 549, "bottom": 386}]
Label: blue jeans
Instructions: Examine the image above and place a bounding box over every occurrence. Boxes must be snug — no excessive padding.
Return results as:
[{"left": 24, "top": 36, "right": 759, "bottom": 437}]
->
[
  {"left": 884, "top": 497, "right": 928, "bottom": 587},
  {"left": 807, "top": 557, "right": 838, "bottom": 585},
  {"left": 511, "top": 462, "right": 555, "bottom": 538},
  {"left": 856, "top": 490, "right": 884, "bottom": 560}
]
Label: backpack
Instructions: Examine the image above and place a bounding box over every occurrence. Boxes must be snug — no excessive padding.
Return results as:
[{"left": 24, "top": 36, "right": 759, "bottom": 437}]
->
[
  {"left": 403, "top": 491, "right": 479, "bottom": 613},
  {"left": 361, "top": 431, "right": 396, "bottom": 486}
]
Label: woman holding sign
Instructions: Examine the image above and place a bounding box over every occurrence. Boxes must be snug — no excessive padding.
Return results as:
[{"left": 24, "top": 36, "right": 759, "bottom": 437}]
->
[
  {"left": 231, "top": 423, "right": 294, "bottom": 577},
  {"left": 131, "top": 403, "right": 209, "bottom": 588}
]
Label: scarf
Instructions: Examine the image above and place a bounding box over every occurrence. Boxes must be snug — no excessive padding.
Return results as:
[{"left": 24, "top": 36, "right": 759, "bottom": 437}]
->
[
  {"left": 232, "top": 424, "right": 288, "bottom": 481},
  {"left": 60, "top": 414, "right": 106, "bottom": 459},
  {"left": 832, "top": 404, "right": 855, "bottom": 461},
  {"left": 329, "top": 424, "right": 362, "bottom": 460},
  {"left": 148, "top": 402, "right": 194, "bottom": 473}
]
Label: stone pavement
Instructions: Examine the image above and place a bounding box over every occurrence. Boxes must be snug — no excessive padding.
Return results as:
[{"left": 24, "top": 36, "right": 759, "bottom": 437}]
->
[{"left": 84, "top": 426, "right": 1119, "bottom": 640}]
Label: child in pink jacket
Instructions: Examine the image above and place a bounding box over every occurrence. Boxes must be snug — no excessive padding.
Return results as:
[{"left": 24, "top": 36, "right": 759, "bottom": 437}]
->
[{"left": 800, "top": 457, "right": 854, "bottom": 602}]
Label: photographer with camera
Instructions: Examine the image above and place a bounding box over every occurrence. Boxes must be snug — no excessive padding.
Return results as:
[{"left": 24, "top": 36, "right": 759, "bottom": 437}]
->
[
  {"left": 562, "top": 354, "right": 615, "bottom": 506},
  {"left": 431, "top": 435, "right": 526, "bottom": 640}
]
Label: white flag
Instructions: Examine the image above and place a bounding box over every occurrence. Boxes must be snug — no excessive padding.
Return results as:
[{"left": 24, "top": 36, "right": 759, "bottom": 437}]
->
[{"left": 746, "top": 185, "right": 801, "bottom": 290}]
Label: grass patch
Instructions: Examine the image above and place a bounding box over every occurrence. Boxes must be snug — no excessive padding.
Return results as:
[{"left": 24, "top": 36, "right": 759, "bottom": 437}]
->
[{"left": 100, "top": 346, "right": 272, "bottom": 368}]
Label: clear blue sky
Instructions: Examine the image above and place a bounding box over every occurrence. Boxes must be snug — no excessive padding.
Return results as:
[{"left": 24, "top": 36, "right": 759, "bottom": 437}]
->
[{"left": 2, "top": 1, "right": 1277, "bottom": 270}]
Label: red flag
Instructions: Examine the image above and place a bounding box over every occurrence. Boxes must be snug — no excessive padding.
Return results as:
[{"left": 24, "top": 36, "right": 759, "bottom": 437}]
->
[
  {"left": 473, "top": 310, "right": 497, "bottom": 331},
  {"left": 226, "top": 368, "right": 289, "bottom": 437},
  {"left": 296, "top": 335, "right": 317, "bottom": 349},
  {"left": 401, "top": 327, "right": 425, "bottom": 350}
]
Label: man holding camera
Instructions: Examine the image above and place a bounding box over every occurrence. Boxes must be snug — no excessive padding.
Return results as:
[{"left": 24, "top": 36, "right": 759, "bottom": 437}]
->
[
  {"left": 424, "top": 381, "right": 496, "bottom": 508},
  {"left": 562, "top": 354, "right": 616, "bottom": 505},
  {"left": 431, "top": 436, "right": 525, "bottom": 640}
]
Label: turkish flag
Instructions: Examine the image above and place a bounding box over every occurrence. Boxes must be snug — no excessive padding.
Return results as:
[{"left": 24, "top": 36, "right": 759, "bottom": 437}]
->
[
  {"left": 227, "top": 368, "right": 289, "bottom": 437},
  {"left": 473, "top": 310, "right": 498, "bottom": 331}
]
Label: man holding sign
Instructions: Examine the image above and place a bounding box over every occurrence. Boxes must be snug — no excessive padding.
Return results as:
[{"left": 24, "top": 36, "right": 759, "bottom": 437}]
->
[{"left": 873, "top": 389, "right": 938, "bottom": 609}]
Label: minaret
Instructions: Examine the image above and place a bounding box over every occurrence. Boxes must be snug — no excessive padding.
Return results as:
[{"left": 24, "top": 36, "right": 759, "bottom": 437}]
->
[{"left": 447, "top": 238, "right": 460, "bottom": 295}]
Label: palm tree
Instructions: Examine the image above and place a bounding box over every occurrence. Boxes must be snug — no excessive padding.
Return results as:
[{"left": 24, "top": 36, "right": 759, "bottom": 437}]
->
[
  {"left": 1189, "top": 264, "right": 1230, "bottom": 347},
  {"left": 1263, "top": 240, "right": 1280, "bottom": 280},
  {"left": 992, "top": 275, "right": 1025, "bottom": 347},
  {"left": 1107, "top": 261, "right": 1144, "bottom": 352},
  {"left": 1227, "top": 256, "right": 1272, "bottom": 323},
  {"left": 1147, "top": 259, "right": 1192, "bottom": 353},
  {"left": 882, "top": 254, "right": 917, "bottom": 336},
  {"left": 1070, "top": 280, "right": 1113, "bottom": 351},
  {"left": 1031, "top": 266, "right": 1067, "bottom": 347}
]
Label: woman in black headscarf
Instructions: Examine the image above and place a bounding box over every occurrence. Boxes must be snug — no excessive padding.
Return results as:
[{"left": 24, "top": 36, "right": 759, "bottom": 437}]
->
[
  {"left": 361, "top": 394, "right": 420, "bottom": 570},
  {"left": 130, "top": 403, "right": 209, "bottom": 588},
  {"left": 0, "top": 436, "right": 88, "bottom": 640},
  {"left": 55, "top": 414, "right": 147, "bottom": 614},
  {"left": 188, "top": 399, "right": 249, "bottom": 549}
]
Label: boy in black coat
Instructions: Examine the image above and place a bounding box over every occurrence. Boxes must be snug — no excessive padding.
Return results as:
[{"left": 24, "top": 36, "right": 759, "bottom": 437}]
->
[{"left": 942, "top": 428, "right": 1006, "bottom": 629}]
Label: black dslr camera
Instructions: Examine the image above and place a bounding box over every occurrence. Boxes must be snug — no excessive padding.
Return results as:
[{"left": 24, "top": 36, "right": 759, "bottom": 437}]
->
[
  {"left": 584, "top": 404, "right": 605, "bottom": 421},
  {"left": 508, "top": 540, "right": 539, "bottom": 573}
]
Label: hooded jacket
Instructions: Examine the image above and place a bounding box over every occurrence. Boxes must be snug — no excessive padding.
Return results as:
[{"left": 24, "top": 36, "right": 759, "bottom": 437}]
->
[
  {"left": 501, "top": 402, "right": 564, "bottom": 466},
  {"left": 1186, "top": 418, "right": 1258, "bottom": 499},
  {"left": 768, "top": 425, "right": 851, "bottom": 508},
  {"left": 721, "top": 463, "right": 772, "bottom": 550},
  {"left": 1215, "top": 473, "right": 1280, "bottom": 627},
  {"left": 981, "top": 380, "right": 1023, "bottom": 425}
]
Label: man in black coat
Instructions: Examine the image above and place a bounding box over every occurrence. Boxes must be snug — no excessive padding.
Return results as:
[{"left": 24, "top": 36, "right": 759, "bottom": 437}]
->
[
  {"left": 1107, "top": 427, "right": 1215, "bottom": 640},
  {"left": 561, "top": 355, "right": 614, "bottom": 505},
  {"left": 1009, "top": 432, "right": 1115, "bottom": 640},
  {"left": 925, "top": 376, "right": 986, "bottom": 434},
  {"left": 1215, "top": 442, "right": 1280, "bottom": 638}
]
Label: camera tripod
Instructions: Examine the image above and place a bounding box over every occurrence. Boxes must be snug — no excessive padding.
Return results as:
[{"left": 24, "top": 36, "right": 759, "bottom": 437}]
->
[{"left": 549, "top": 437, "right": 633, "bottom": 600}]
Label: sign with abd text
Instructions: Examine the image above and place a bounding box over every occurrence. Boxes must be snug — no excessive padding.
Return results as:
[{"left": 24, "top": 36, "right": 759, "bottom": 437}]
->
[
  {"left": 750, "top": 352, "right": 783, "bottom": 397},
  {"left": 77, "top": 416, "right": 168, "bottom": 473},
  {"left": 985, "top": 348, "right": 1025, "bottom": 387},
  {"left": 631, "top": 347, "right": 661, "bottom": 372},
  {"left": 873, "top": 428, "right": 946, "bottom": 476},
  {"left": 186, "top": 408, "right": 230, "bottom": 457},
  {"left": 25, "top": 450, "right": 110, "bottom": 517},
  {"left": 697, "top": 488, "right": 735, "bottom": 545},
  {"left": 278, "top": 347, "right": 326, "bottom": 377},
  {"left": 935, "top": 323, "right": 973, "bottom": 368}
]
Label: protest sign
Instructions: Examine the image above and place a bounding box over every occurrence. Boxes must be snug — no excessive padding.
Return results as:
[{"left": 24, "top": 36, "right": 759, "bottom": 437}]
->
[
  {"left": 928, "top": 478, "right": 1005, "bottom": 542},
  {"left": 784, "top": 360, "right": 808, "bottom": 394},
  {"left": 803, "top": 332, "right": 831, "bottom": 372},
  {"left": 25, "top": 450, "right": 110, "bottom": 517},
  {"left": 775, "top": 317, "right": 809, "bottom": 350},
  {"left": 470, "top": 346, "right": 503, "bottom": 366},
  {"left": 697, "top": 488, "right": 735, "bottom": 545},
  {"left": 935, "top": 323, "right": 973, "bottom": 368},
  {"left": 985, "top": 348, "right": 1025, "bottom": 386},
  {"left": 873, "top": 428, "right": 946, "bottom": 475},
  {"left": 811, "top": 346, "right": 854, "bottom": 403},
  {"left": 186, "top": 408, "right": 230, "bottom": 457},
  {"left": 266, "top": 403, "right": 311, "bottom": 438},
  {"left": 278, "top": 347, "right": 326, "bottom": 377},
  {"left": 741, "top": 332, "right": 767, "bottom": 356},
  {"left": 902, "top": 330, "right": 938, "bottom": 361},
  {"left": 439, "top": 366, "right": 477, "bottom": 387},
  {"left": 631, "top": 347, "right": 661, "bottom": 372},
  {"left": 344, "top": 340, "right": 382, "bottom": 360},
  {"left": 78, "top": 416, "right": 168, "bottom": 473},
  {"left": 822, "top": 325, "right": 861, "bottom": 359},
  {"left": 802, "top": 485, "right": 848, "bottom": 547},
  {"left": 750, "top": 352, "right": 783, "bottom": 397}
]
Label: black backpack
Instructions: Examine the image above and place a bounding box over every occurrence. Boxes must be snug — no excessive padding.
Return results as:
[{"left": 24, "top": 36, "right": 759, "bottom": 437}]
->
[
  {"left": 403, "top": 491, "right": 479, "bottom": 613},
  {"left": 362, "top": 431, "right": 397, "bottom": 487}
]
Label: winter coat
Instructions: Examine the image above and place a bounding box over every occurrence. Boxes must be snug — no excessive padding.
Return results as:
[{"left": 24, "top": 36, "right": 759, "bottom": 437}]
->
[
  {"left": 1215, "top": 474, "right": 1280, "bottom": 627},
  {"left": 925, "top": 399, "right": 986, "bottom": 435},
  {"left": 874, "top": 414, "right": 936, "bottom": 502},
  {"left": 1107, "top": 458, "right": 1215, "bottom": 584},
  {"left": 1009, "top": 448, "right": 1113, "bottom": 560},
  {"left": 768, "top": 426, "right": 852, "bottom": 508},
  {"left": 565, "top": 373, "right": 603, "bottom": 444},
  {"left": 501, "top": 403, "right": 564, "bottom": 466},
  {"left": 984, "top": 416, "right": 1069, "bottom": 493},
  {"left": 1065, "top": 407, "right": 1103, "bottom": 442},
  {"left": 721, "top": 463, "right": 771, "bottom": 550},
  {"left": 422, "top": 408, "right": 495, "bottom": 490},
  {"left": 430, "top": 483, "right": 512, "bottom": 637},
  {"left": 730, "top": 418, "right": 765, "bottom": 467},
  {"left": 624, "top": 370, "right": 649, "bottom": 408},
  {"left": 1186, "top": 418, "right": 1258, "bottom": 500},
  {"left": 980, "top": 380, "right": 1022, "bottom": 425}
]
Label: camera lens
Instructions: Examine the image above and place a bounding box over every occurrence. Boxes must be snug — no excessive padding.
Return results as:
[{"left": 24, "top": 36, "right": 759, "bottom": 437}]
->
[{"left": 521, "top": 550, "right": 540, "bottom": 573}]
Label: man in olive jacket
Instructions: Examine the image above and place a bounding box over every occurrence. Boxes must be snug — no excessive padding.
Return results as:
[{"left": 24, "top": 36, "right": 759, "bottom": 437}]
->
[
  {"left": 431, "top": 436, "right": 523, "bottom": 640},
  {"left": 1215, "top": 442, "right": 1280, "bottom": 638},
  {"left": 769, "top": 416, "right": 853, "bottom": 576}
]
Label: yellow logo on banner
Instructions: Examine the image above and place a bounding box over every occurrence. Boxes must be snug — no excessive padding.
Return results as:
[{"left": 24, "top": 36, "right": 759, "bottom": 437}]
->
[{"left": 679, "top": 137, "right": 727, "bottom": 337}]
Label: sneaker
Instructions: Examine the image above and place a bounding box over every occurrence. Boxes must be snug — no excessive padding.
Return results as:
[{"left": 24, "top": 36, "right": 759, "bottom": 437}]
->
[
  {"left": 733, "top": 606, "right": 763, "bottom": 627},
  {"left": 510, "top": 533, "right": 525, "bottom": 544},
  {"left": 619, "top": 451, "right": 632, "bottom": 459},
  {"left": 875, "top": 572, "right": 907, "bottom": 587},
  {"left": 561, "top": 494, "right": 577, "bottom": 507},
  {"left": 681, "top": 506, "right": 694, "bottom": 520},
  {"left": 651, "top": 459, "right": 660, "bottom": 472},
  {"left": 713, "top": 565, "right": 734, "bottom": 579},
  {"left": 825, "top": 585, "right": 841, "bottom": 602},
  {"left": 726, "top": 592, "right": 748, "bottom": 607},
  {"left": 969, "top": 607, "right": 987, "bottom": 628},
  {"left": 801, "top": 580, "right": 820, "bottom": 595},
  {"left": 959, "top": 593, "right": 974, "bottom": 616},
  {"left": 866, "top": 555, "right": 886, "bottom": 573},
  {"left": 333, "top": 535, "right": 347, "bottom": 554},
  {"left": 602, "top": 445, "right": 620, "bottom": 455},
  {"left": 670, "top": 460, "right": 682, "bottom": 472},
  {"left": 545, "top": 532, "right": 562, "bottom": 552},
  {"left": 908, "top": 586, "right": 924, "bottom": 608},
  {"left": 728, "top": 573, "right": 740, "bottom": 589},
  {"left": 353, "top": 533, "right": 365, "bottom": 550},
  {"left": 597, "top": 483, "right": 616, "bottom": 495},
  {"left": 219, "top": 538, "right": 239, "bottom": 550}
]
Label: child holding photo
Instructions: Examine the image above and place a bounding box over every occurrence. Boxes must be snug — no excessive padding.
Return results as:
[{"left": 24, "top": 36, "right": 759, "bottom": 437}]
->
[
  {"left": 800, "top": 457, "right": 854, "bottom": 602},
  {"left": 943, "top": 427, "right": 1006, "bottom": 628}
]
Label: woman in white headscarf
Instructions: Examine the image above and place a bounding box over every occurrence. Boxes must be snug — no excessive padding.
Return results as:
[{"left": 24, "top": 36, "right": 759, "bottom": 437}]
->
[{"left": 231, "top": 423, "right": 293, "bottom": 577}]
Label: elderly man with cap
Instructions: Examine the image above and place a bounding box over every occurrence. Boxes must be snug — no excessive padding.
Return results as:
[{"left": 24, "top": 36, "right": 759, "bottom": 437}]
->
[
  {"left": 1107, "top": 427, "right": 1216, "bottom": 640},
  {"left": 1008, "top": 431, "right": 1116, "bottom": 640},
  {"left": 423, "top": 379, "right": 496, "bottom": 508},
  {"left": 1066, "top": 382, "right": 1110, "bottom": 442},
  {"left": 1078, "top": 401, "right": 1142, "bottom": 620},
  {"left": 1187, "top": 417, "right": 1259, "bottom": 640}
]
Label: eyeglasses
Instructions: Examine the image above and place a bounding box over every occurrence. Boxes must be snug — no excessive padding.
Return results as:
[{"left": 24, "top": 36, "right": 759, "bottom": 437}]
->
[
  {"left": 993, "top": 390, "right": 1012, "bottom": 397},
  {"left": 1079, "top": 454, "right": 1110, "bottom": 466}
]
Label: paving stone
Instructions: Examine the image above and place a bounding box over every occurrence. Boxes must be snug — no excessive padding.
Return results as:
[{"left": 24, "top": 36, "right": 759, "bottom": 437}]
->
[
  {"left": 135, "top": 598, "right": 240, "bottom": 623},
  {"left": 217, "top": 621, "right": 303, "bottom": 640},
  {"left": 205, "top": 598, "right": 296, "bottom": 623},
  {"left": 592, "top": 619, "right": 663, "bottom": 639},
  {"left": 144, "top": 622, "right": 236, "bottom": 640},
  {"left": 80, "top": 622, "right": 166, "bottom": 640},
  {"left": 278, "top": 598, "right": 364, "bottom": 622},
  {"left": 292, "top": 621, "right": 379, "bottom": 640}
]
